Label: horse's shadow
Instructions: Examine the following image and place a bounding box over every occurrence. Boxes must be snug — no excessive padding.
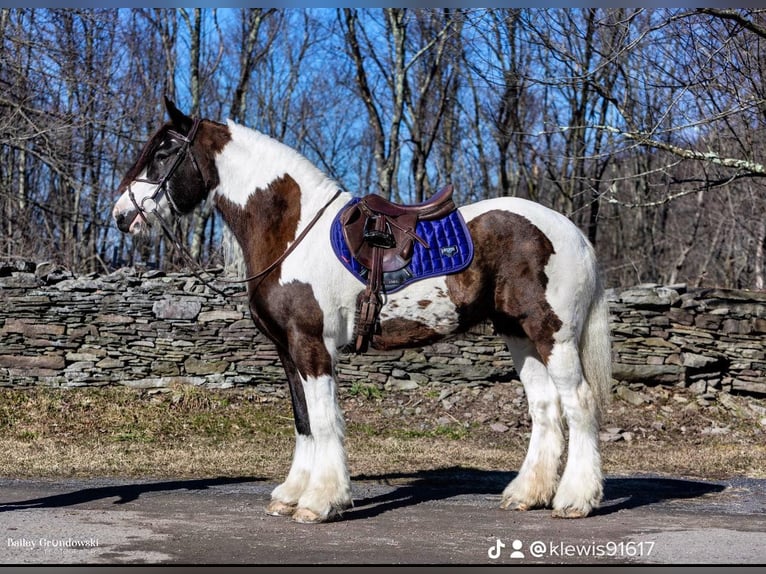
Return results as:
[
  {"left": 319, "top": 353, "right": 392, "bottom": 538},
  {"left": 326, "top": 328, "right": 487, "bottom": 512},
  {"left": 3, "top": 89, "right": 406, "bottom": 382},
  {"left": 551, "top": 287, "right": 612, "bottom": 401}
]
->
[
  {"left": 0, "top": 476, "right": 258, "bottom": 512},
  {"left": 0, "top": 470, "right": 725, "bottom": 518},
  {"left": 343, "top": 467, "right": 727, "bottom": 520}
]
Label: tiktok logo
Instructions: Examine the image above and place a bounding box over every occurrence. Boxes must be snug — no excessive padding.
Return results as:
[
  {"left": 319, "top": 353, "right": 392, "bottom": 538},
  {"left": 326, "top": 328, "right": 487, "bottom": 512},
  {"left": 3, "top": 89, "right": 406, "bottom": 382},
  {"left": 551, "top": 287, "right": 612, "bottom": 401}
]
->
[
  {"left": 488, "top": 538, "right": 506, "bottom": 559},
  {"left": 488, "top": 538, "right": 525, "bottom": 560}
]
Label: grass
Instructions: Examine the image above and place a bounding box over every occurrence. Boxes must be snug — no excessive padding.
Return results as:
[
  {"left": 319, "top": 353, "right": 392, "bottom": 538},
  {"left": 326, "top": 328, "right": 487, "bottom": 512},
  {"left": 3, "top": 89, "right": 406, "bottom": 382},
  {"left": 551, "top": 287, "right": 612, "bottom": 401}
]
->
[
  {"left": 0, "top": 386, "right": 296, "bottom": 478},
  {"left": 0, "top": 385, "right": 764, "bottom": 481},
  {"left": 0, "top": 386, "right": 294, "bottom": 443},
  {"left": 347, "top": 382, "right": 383, "bottom": 400},
  {"left": 0, "top": 386, "right": 515, "bottom": 479},
  {"left": 392, "top": 423, "right": 471, "bottom": 440}
]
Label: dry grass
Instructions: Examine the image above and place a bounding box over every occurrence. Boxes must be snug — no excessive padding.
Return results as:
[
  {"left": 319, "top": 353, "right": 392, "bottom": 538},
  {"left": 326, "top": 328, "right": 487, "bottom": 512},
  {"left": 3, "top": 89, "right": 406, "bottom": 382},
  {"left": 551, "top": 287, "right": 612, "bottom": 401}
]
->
[
  {"left": 0, "top": 385, "right": 522, "bottom": 479},
  {"left": 0, "top": 385, "right": 764, "bottom": 481},
  {"left": 602, "top": 441, "right": 766, "bottom": 479}
]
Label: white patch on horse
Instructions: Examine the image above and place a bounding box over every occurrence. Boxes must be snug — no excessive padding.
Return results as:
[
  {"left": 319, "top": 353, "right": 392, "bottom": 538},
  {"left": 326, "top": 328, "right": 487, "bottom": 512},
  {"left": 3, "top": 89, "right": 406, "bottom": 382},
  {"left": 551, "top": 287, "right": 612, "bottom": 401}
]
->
[
  {"left": 278, "top": 208, "right": 361, "bottom": 349},
  {"left": 214, "top": 121, "right": 335, "bottom": 212},
  {"left": 112, "top": 169, "right": 171, "bottom": 235},
  {"left": 546, "top": 340, "right": 603, "bottom": 517},
  {"left": 213, "top": 122, "right": 362, "bottom": 352},
  {"left": 501, "top": 336, "right": 564, "bottom": 510},
  {"left": 270, "top": 433, "right": 313, "bottom": 512},
  {"left": 379, "top": 276, "right": 459, "bottom": 333}
]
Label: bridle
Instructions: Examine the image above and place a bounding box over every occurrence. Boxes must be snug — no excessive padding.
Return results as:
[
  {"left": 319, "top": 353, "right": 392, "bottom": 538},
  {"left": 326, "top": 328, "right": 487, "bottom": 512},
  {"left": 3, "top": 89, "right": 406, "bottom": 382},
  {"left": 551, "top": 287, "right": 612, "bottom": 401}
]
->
[
  {"left": 125, "top": 116, "right": 341, "bottom": 296},
  {"left": 128, "top": 117, "right": 203, "bottom": 222}
]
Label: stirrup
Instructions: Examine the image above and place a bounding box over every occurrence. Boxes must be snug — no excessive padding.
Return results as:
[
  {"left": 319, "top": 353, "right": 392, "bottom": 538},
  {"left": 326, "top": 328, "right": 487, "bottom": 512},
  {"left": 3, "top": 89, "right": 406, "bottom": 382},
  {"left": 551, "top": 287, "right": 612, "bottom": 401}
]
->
[{"left": 363, "top": 217, "right": 396, "bottom": 248}]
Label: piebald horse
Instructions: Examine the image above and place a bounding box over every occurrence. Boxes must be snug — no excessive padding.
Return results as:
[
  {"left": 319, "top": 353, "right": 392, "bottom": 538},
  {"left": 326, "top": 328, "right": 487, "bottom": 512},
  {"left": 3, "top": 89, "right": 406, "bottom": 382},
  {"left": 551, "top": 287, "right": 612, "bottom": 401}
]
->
[{"left": 113, "top": 99, "right": 612, "bottom": 523}]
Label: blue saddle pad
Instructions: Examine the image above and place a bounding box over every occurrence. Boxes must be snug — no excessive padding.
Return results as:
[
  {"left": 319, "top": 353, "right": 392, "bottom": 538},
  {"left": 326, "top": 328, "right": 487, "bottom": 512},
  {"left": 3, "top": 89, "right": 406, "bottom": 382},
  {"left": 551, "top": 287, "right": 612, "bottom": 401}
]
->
[{"left": 330, "top": 198, "right": 474, "bottom": 294}]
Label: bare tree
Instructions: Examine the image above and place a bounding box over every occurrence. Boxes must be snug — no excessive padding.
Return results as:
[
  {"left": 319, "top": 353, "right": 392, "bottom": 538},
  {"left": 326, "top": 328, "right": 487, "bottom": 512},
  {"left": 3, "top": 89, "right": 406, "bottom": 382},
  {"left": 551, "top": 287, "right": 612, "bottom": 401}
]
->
[
  {"left": 596, "top": 9, "right": 766, "bottom": 287},
  {"left": 229, "top": 8, "right": 278, "bottom": 123},
  {"left": 2, "top": 7, "right": 763, "bottom": 288},
  {"left": 339, "top": 8, "right": 458, "bottom": 201},
  {"left": 220, "top": 8, "right": 280, "bottom": 275},
  {"left": 403, "top": 9, "right": 463, "bottom": 202},
  {"left": 340, "top": 8, "right": 405, "bottom": 200},
  {"left": 464, "top": 9, "right": 535, "bottom": 200}
]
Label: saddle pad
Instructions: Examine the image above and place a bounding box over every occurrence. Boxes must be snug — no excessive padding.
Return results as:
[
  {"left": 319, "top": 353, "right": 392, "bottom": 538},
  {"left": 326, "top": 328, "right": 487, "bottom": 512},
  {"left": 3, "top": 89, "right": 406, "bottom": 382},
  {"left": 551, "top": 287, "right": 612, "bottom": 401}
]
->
[{"left": 330, "top": 198, "right": 474, "bottom": 293}]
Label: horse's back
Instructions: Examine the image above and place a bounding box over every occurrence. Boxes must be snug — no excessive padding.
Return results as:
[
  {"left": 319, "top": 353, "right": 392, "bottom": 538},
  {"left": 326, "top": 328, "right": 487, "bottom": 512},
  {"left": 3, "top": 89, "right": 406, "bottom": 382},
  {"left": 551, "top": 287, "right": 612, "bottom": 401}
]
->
[{"left": 460, "top": 197, "right": 594, "bottom": 261}]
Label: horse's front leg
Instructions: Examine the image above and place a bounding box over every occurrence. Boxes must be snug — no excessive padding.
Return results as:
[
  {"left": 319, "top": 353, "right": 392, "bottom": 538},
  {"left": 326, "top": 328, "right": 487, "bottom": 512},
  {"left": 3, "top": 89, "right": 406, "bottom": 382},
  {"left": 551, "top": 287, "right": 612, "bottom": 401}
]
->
[
  {"left": 267, "top": 345, "right": 352, "bottom": 523},
  {"left": 293, "top": 370, "right": 352, "bottom": 523},
  {"left": 265, "top": 349, "right": 313, "bottom": 517}
]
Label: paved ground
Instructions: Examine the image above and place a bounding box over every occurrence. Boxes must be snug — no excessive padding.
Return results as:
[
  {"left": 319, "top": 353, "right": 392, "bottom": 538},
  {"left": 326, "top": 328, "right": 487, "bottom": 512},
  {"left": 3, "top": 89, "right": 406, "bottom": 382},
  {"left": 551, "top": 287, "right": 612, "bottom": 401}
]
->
[{"left": 0, "top": 470, "right": 764, "bottom": 565}]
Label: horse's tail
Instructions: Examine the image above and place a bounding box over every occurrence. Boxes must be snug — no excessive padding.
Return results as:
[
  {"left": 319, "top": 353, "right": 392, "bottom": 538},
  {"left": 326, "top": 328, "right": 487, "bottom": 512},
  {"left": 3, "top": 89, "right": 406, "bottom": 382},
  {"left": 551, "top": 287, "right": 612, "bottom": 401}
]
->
[{"left": 579, "top": 272, "right": 613, "bottom": 419}]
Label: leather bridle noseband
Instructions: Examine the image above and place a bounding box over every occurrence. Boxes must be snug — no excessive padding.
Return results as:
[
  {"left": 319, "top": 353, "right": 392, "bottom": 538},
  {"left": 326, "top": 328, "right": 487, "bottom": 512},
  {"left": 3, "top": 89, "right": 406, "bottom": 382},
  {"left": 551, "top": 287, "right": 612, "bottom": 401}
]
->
[{"left": 124, "top": 116, "right": 342, "bottom": 296}]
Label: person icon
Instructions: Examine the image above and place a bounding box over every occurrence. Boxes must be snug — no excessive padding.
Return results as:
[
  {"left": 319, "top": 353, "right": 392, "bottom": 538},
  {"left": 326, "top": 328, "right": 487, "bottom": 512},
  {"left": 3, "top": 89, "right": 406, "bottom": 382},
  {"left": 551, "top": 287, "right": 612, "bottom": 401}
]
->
[{"left": 510, "top": 539, "right": 525, "bottom": 559}]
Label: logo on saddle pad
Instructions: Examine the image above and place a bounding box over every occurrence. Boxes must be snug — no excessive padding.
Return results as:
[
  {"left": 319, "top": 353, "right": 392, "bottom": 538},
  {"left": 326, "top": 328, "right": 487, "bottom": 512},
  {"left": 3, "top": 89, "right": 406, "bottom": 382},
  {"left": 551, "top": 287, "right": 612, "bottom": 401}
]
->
[
  {"left": 330, "top": 196, "right": 474, "bottom": 293},
  {"left": 440, "top": 245, "right": 459, "bottom": 257}
]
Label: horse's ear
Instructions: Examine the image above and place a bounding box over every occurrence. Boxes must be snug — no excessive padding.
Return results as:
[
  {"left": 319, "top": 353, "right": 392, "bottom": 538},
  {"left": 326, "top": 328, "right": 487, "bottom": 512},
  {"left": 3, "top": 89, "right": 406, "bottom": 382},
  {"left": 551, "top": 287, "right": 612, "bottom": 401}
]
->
[{"left": 164, "top": 96, "right": 192, "bottom": 132}]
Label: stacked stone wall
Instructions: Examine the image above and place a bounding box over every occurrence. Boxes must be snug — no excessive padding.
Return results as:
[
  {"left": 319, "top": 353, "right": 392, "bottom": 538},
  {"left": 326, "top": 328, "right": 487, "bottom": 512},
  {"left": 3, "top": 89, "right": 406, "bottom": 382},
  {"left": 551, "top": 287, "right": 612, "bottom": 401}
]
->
[{"left": 1, "top": 262, "right": 764, "bottom": 397}]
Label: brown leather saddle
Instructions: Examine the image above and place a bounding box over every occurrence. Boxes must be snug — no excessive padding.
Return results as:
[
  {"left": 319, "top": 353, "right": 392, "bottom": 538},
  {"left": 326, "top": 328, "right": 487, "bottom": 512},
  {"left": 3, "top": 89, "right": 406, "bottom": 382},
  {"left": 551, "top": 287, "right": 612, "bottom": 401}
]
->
[{"left": 340, "top": 185, "right": 457, "bottom": 353}]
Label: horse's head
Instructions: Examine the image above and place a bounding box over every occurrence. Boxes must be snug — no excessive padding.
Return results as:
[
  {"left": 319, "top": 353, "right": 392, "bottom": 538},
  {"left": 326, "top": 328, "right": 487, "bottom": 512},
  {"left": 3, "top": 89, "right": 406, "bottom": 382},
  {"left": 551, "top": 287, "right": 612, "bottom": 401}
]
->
[{"left": 113, "top": 98, "right": 215, "bottom": 235}]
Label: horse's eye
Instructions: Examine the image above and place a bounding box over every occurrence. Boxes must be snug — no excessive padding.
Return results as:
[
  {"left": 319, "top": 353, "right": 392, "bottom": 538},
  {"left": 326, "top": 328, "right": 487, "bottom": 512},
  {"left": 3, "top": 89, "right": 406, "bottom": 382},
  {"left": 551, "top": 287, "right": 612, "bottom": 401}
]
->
[
  {"left": 154, "top": 139, "right": 180, "bottom": 164},
  {"left": 154, "top": 148, "right": 173, "bottom": 163}
]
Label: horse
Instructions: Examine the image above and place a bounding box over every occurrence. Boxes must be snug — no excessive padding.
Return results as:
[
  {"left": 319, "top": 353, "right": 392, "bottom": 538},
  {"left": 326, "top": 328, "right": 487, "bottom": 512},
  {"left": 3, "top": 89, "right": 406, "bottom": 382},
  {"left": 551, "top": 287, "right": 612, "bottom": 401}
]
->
[{"left": 112, "top": 98, "right": 612, "bottom": 523}]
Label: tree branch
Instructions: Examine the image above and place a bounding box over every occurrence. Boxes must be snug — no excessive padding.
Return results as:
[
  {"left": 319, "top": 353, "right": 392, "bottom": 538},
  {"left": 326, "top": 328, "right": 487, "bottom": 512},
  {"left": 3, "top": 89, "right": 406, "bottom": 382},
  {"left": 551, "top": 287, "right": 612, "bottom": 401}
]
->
[
  {"left": 697, "top": 8, "right": 766, "bottom": 39},
  {"left": 598, "top": 125, "right": 766, "bottom": 176}
]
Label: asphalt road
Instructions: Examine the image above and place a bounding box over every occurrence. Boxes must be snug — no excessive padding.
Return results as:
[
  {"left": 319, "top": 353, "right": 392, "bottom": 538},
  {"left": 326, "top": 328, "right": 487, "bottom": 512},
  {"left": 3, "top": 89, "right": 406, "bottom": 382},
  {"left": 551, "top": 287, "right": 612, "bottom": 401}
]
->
[{"left": 1, "top": 470, "right": 764, "bottom": 565}]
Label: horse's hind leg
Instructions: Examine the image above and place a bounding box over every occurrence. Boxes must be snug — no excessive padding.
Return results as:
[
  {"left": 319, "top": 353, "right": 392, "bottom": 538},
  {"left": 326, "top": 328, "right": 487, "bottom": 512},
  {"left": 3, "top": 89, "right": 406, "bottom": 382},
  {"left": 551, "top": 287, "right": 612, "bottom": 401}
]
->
[
  {"left": 547, "top": 339, "right": 603, "bottom": 518},
  {"left": 500, "top": 337, "right": 564, "bottom": 511}
]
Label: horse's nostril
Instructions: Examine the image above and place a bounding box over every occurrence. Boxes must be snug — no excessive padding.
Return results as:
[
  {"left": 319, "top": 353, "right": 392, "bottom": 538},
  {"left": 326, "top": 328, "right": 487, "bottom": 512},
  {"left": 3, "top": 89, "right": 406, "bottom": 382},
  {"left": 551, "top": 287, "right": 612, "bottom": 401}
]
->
[{"left": 114, "top": 210, "right": 135, "bottom": 233}]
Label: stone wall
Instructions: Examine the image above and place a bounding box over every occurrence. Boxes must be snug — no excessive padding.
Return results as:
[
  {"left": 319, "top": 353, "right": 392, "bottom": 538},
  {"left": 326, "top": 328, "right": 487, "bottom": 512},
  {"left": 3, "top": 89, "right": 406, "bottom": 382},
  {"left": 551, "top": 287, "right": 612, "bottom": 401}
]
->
[
  {"left": 609, "top": 284, "right": 765, "bottom": 397},
  {"left": 1, "top": 261, "right": 764, "bottom": 397}
]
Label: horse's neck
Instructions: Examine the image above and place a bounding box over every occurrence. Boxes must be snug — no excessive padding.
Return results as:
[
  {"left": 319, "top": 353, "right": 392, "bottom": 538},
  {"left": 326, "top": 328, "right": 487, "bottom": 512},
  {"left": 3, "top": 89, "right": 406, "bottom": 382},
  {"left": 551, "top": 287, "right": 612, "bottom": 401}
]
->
[
  {"left": 215, "top": 121, "right": 338, "bottom": 210},
  {"left": 213, "top": 121, "right": 340, "bottom": 276}
]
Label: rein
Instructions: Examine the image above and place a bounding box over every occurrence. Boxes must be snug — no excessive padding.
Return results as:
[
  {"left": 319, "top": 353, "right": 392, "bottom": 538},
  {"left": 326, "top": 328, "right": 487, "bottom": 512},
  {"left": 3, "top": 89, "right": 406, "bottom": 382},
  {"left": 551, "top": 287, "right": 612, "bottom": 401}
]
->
[
  {"left": 127, "top": 117, "right": 342, "bottom": 296},
  {"left": 224, "top": 189, "right": 343, "bottom": 291}
]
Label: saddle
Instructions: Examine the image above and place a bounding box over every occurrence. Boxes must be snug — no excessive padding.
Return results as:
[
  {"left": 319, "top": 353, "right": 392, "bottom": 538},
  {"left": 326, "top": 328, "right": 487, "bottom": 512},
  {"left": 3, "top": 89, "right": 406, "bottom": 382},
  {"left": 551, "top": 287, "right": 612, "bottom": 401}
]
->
[{"left": 340, "top": 185, "right": 457, "bottom": 353}]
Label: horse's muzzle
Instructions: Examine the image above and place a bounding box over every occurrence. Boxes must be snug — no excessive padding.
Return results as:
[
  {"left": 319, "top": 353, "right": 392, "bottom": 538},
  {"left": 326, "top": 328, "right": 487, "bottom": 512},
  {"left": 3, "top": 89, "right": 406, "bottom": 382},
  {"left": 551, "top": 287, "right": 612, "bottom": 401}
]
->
[{"left": 113, "top": 207, "right": 141, "bottom": 234}]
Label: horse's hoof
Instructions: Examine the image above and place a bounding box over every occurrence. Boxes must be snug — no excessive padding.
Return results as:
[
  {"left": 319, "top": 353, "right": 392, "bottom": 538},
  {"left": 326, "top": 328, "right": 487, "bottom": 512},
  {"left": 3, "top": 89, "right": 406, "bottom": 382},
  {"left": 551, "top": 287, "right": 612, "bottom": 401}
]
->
[
  {"left": 292, "top": 507, "right": 325, "bottom": 523},
  {"left": 292, "top": 505, "right": 347, "bottom": 523},
  {"left": 265, "top": 500, "right": 297, "bottom": 517},
  {"left": 500, "top": 498, "right": 531, "bottom": 511},
  {"left": 552, "top": 506, "right": 590, "bottom": 519}
]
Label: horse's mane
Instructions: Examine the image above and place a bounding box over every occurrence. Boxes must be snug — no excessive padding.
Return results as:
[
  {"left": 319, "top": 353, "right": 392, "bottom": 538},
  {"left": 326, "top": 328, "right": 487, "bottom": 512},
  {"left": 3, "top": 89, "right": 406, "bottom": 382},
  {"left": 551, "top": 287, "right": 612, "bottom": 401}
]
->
[{"left": 117, "top": 124, "right": 172, "bottom": 190}]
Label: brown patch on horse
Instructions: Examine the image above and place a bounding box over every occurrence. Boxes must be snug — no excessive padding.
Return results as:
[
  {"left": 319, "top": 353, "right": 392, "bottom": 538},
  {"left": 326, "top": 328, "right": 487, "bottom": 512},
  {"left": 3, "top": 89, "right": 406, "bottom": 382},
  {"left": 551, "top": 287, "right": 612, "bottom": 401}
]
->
[
  {"left": 194, "top": 120, "right": 231, "bottom": 191},
  {"left": 417, "top": 300, "right": 432, "bottom": 308},
  {"left": 265, "top": 281, "right": 331, "bottom": 381},
  {"left": 446, "top": 210, "right": 563, "bottom": 363},
  {"left": 245, "top": 278, "right": 330, "bottom": 438},
  {"left": 372, "top": 318, "right": 442, "bottom": 350},
  {"left": 215, "top": 174, "right": 302, "bottom": 284},
  {"left": 215, "top": 174, "right": 331, "bottom": 381}
]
